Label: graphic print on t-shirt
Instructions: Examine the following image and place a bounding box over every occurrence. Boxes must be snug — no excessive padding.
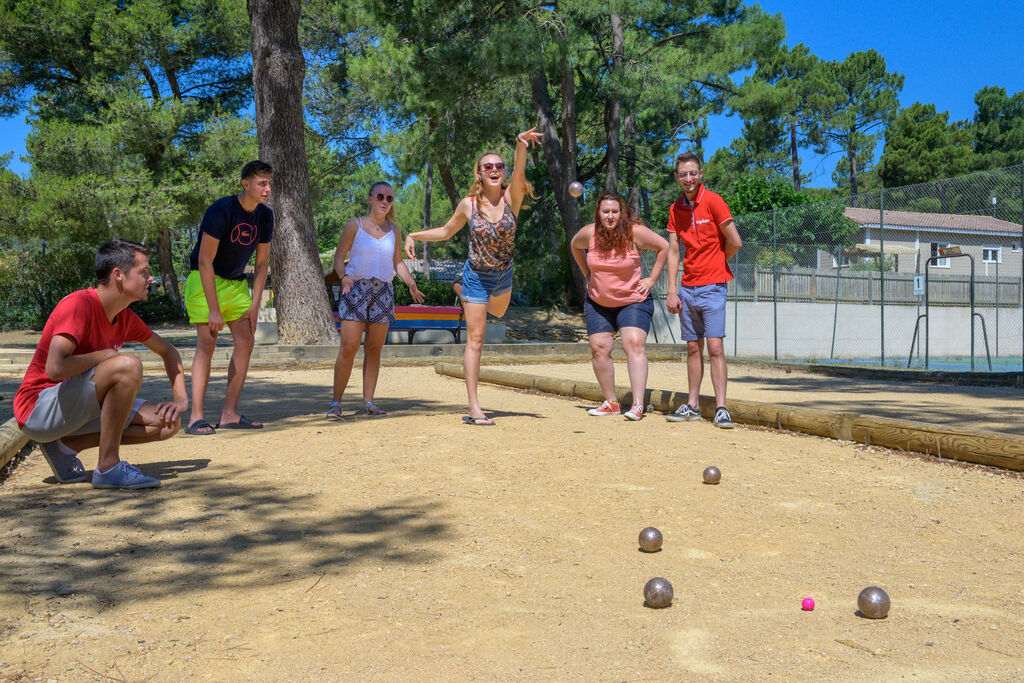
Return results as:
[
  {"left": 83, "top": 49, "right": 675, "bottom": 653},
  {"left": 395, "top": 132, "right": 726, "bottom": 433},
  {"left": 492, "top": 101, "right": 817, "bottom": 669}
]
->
[{"left": 231, "top": 222, "right": 258, "bottom": 246}]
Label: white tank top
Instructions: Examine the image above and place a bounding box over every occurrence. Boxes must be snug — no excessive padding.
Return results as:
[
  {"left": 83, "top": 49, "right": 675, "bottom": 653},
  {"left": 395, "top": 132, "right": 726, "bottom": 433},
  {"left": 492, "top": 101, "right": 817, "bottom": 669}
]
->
[{"left": 346, "top": 217, "right": 396, "bottom": 281}]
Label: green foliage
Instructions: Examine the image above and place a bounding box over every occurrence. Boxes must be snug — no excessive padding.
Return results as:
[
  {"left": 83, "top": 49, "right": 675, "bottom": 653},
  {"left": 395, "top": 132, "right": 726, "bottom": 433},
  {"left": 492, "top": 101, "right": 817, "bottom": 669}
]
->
[
  {"left": 877, "top": 103, "right": 974, "bottom": 187},
  {"left": 972, "top": 86, "right": 1024, "bottom": 170},
  {"left": 724, "top": 175, "right": 812, "bottom": 215},
  {"left": 805, "top": 50, "right": 904, "bottom": 196},
  {"left": 752, "top": 247, "right": 795, "bottom": 269},
  {"left": 129, "top": 292, "right": 186, "bottom": 324},
  {"left": 849, "top": 255, "right": 897, "bottom": 273},
  {"left": 0, "top": 243, "right": 95, "bottom": 329},
  {"left": 392, "top": 275, "right": 458, "bottom": 307}
]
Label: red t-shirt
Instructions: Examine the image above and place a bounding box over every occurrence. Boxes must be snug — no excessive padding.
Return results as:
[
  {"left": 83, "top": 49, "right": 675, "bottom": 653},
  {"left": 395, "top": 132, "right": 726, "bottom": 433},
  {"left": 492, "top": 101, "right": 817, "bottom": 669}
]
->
[
  {"left": 14, "top": 288, "right": 152, "bottom": 427},
  {"left": 666, "top": 184, "right": 735, "bottom": 286}
]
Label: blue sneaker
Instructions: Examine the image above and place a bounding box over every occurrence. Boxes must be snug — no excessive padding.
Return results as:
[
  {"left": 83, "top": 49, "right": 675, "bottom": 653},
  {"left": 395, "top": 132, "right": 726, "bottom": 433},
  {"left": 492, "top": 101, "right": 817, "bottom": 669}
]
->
[
  {"left": 92, "top": 461, "right": 161, "bottom": 489},
  {"left": 38, "top": 440, "right": 89, "bottom": 484}
]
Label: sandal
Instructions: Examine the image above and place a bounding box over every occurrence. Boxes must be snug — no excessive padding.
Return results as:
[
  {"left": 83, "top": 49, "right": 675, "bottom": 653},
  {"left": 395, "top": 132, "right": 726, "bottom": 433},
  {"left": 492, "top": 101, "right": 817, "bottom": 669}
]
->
[
  {"left": 326, "top": 401, "right": 343, "bottom": 421},
  {"left": 462, "top": 415, "right": 495, "bottom": 426},
  {"left": 185, "top": 419, "right": 216, "bottom": 435},
  {"left": 363, "top": 401, "right": 387, "bottom": 417}
]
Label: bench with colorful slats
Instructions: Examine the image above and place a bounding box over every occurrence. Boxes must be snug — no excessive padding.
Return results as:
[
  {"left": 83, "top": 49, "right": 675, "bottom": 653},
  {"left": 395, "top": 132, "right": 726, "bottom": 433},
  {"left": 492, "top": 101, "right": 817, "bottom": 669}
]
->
[{"left": 332, "top": 305, "right": 465, "bottom": 343}]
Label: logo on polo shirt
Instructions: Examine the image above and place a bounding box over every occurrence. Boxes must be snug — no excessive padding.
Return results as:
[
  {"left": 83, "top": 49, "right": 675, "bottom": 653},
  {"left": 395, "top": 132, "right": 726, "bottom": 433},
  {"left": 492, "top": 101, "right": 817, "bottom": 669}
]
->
[
  {"left": 230, "top": 222, "right": 257, "bottom": 246},
  {"left": 696, "top": 218, "right": 712, "bottom": 225}
]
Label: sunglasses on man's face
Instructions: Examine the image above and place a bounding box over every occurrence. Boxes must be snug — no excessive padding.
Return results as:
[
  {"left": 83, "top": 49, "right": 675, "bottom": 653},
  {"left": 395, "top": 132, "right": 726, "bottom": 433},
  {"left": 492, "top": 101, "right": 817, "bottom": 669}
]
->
[
  {"left": 374, "top": 193, "right": 394, "bottom": 203},
  {"left": 481, "top": 163, "right": 505, "bottom": 172}
]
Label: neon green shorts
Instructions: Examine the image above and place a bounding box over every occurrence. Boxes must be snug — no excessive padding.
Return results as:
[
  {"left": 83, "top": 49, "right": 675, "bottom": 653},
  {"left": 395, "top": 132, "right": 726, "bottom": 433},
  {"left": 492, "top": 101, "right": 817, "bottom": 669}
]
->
[{"left": 184, "top": 270, "right": 253, "bottom": 325}]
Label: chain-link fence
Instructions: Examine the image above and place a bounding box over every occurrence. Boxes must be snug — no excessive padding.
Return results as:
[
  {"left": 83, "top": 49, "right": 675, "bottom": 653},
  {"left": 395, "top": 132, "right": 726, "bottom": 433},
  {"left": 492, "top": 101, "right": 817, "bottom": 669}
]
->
[{"left": 646, "top": 164, "right": 1024, "bottom": 372}]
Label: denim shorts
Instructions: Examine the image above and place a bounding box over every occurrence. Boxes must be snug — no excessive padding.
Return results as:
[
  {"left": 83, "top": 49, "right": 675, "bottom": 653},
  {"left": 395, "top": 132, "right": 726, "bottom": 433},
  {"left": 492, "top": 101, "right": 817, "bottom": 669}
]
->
[
  {"left": 21, "top": 367, "right": 146, "bottom": 443},
  {"left": 461, "top": 261, "right": 513, "bottom": 304},
  {"left": 584, "top": 295, "right": 654, "bottom": 335},
  {"left": 678, "top": 283, "right": 727, "bottom": 341}
]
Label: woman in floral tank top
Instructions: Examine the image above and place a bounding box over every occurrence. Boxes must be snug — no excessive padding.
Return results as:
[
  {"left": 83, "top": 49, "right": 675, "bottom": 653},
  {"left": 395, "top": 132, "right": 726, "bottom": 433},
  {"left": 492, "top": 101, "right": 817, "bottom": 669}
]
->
[{"left": 405, "top": 126, "right": 543, "bottom": 425}]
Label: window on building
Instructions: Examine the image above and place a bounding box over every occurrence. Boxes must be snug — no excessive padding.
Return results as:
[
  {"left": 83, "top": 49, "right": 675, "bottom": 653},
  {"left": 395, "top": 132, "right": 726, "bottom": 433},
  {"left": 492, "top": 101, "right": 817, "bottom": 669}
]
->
[
  {"left": 982, "top": 246, "right": 1002, "bottom": 264},
  {"left": 930, "top": 242, "right": 950, "bottom": 268},
  {"left": 1012, "top": 243, "right": 1021, "bottom": 253}
]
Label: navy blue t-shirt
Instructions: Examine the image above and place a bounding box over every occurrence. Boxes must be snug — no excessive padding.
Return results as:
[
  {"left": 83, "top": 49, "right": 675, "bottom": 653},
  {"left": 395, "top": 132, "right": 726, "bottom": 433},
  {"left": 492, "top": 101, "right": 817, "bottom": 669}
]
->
[{"left": 189, "top": 195, "right": 274, "bottom": 280}]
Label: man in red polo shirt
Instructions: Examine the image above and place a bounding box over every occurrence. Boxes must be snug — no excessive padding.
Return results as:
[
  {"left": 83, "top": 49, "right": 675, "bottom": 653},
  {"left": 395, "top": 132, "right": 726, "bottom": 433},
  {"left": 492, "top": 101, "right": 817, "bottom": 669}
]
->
[
  {"left": 664, "top": 152, "right": 742, "bottom": 428},
  {"left": 14, "top": 239, "right": 187, "bottom": 488}
]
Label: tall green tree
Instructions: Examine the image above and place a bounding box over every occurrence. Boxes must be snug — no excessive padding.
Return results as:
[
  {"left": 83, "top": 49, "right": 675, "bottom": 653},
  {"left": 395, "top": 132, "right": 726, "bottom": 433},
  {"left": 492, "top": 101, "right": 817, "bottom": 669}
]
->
[
  {"left": 877, "top": 102, "right": 974, "bottom": 187},
  {"left": 0, "top": 0, "right": 253, "bottom": 305},
  {"left": 972, "top": 86, "right": 1024, "bottom": 170},
  {"left": 805, "top": 49, "right": 903, "bottom": 198}
]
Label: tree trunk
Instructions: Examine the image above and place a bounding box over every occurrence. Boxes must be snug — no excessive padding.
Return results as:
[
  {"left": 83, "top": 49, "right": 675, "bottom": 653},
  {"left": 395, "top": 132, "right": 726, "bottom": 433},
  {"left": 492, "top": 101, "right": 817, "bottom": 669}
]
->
[
  {"left": 603, "top": 12, "right": 624, "bottom": 195},
  {"left": 624, "top": 111, "right": 640, "bottom": 217},
  {"left": 531, "top": 66, "right": 586, "bottom": 302},
  {"left": 422, "top": 161, "right": 432, "bottom": 279},
  {"left": 848, "top": 145, "right": 859, "bottom": 200},
  {"left": 248, "top": 0, "right": 336, "bottom": 344},
  {"left": 438, "top": 162, "right": 461, "bottom": 211},
  {"left": 790, "top": 119, "right": 800, "bottom": 191},
  {"left": 155, "top": 224, "right": 182, "bottom": 306}
]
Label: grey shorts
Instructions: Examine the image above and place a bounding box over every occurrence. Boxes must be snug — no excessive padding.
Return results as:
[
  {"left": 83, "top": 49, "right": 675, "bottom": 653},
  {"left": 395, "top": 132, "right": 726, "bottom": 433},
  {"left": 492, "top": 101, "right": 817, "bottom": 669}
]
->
[
  {"left": 678, "top": 283, "right": 728, "bottom": 341},
  {"left": 21, "top": 367, "right": 146, "bottom": 443}
]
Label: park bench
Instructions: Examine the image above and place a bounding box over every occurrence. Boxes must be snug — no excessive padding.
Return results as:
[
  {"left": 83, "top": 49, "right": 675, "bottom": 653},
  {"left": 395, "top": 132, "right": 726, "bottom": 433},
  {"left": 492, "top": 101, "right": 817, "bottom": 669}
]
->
[{"left": 332, "top": 304, "right": 465, "bottom": 343}]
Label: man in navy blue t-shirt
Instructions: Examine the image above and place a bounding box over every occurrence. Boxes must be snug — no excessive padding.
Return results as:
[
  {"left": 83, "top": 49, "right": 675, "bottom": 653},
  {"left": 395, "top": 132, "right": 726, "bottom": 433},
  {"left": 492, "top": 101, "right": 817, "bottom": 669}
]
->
[{"left": 183, "top": 160, "right": 274, "bottom": 435}]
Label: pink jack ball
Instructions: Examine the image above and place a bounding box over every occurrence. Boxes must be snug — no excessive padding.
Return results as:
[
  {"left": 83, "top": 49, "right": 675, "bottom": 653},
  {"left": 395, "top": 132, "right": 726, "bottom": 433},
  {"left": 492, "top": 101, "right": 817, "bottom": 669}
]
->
[{"left": 802, "top": 597, "right": 815, "bottom": 611}]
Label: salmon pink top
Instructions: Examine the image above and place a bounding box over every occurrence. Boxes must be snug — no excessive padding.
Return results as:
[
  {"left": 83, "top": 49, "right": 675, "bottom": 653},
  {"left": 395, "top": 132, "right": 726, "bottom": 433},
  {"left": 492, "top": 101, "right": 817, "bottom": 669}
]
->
[{"left": 586, "top": 232, "right": 643, "bottom": 307}]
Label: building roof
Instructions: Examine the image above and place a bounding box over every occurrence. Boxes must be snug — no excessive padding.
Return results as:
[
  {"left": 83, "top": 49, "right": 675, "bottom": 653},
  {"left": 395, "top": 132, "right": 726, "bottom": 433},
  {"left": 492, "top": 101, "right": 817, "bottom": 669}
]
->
[{"left": 845, "top": 207, "right": 1021, "bottom": 234}]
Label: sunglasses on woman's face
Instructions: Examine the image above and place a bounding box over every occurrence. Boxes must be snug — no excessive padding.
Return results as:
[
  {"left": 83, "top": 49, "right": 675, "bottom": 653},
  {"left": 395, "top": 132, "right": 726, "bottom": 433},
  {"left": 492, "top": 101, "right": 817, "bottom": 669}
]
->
[
  {"left": 374, "top": 193, "right": 394, "bottom": 203},
  {"left": 481, "top": 163, "right": 505, "bottom": 172}
]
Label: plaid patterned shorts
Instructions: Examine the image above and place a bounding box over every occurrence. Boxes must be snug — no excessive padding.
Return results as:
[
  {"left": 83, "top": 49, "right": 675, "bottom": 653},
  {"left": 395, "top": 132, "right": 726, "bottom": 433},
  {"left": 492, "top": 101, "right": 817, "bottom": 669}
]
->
[{"left": 338, "top": 278, "right": 396, "bottom": 324}]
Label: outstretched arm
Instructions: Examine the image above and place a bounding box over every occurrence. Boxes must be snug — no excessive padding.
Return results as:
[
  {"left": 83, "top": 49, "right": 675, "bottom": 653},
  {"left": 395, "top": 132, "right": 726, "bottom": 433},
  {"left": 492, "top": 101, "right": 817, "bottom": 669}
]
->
[
  {"left": 508, "top": 127, "right": 543, "bottom": 214},
  {"left": 404, "top": 198, "right": 472, "bottom": 258}
]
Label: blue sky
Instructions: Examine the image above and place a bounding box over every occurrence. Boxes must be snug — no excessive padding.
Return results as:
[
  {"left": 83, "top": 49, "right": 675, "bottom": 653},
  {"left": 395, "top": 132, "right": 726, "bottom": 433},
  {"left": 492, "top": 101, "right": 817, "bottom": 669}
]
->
[{"left": 2, "top": 1, "right": 1023, "bottom": 184}]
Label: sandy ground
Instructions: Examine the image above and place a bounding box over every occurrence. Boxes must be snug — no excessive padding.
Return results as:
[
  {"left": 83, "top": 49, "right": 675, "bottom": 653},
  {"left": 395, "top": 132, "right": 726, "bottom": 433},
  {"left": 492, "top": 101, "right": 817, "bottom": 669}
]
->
[{"left": 2, "top": 364, "right": 1024, "bottom": 681}]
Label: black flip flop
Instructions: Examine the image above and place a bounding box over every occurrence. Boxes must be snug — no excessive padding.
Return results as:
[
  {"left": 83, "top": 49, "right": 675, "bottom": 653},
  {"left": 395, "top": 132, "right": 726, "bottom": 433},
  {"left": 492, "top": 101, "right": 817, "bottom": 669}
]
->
[
  {"left": 216, "top": 415, "right": 264, "bottom": 429},
  {"left": 185, "top": 419, "right": 216, "bottom": 435},
  {"left": 462, "top": 415, "right": 496, "bottom": 426}
]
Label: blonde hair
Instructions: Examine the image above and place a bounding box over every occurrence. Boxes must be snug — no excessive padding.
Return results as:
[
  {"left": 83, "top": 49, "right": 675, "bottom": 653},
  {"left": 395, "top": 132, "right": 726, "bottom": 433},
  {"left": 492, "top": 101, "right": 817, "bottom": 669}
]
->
[
  {"left": 368, "top": 181, "right": 395, "bottom": 223},
  {"left": 468, "top": 153, "right": 537, "bottom": 209}
]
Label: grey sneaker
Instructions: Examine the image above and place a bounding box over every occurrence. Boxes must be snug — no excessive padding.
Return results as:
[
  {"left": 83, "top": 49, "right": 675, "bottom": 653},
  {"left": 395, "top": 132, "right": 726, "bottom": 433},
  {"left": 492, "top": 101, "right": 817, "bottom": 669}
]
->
[
  {"left": 38, "top": 440, "right": 89, "bottom": 484},
  {"left": 713, "top": 407, "right": 735, "bottom": 429},
  {"left": 92, "top": 461, "right": 161, "bottom": 490},
  {"left": 665, "top": 404, "right": 702, "bottom": 422}
]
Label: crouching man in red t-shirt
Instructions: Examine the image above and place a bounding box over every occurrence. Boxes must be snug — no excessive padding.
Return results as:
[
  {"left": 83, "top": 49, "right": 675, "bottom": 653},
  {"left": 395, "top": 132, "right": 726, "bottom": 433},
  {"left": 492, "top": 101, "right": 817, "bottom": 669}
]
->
[
  {"left": 13, "top": 239, "right": 187, "bottom": 489},
  {"left": 664, "top": 153, "right": 742, "bottom": 429}
]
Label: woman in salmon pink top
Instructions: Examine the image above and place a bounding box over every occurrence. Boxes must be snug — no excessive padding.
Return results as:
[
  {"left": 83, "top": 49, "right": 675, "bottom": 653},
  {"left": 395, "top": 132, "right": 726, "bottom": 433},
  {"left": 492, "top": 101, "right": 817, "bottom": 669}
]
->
[{"left": 570, "top": 194, "right": 668, "bottom": 420}]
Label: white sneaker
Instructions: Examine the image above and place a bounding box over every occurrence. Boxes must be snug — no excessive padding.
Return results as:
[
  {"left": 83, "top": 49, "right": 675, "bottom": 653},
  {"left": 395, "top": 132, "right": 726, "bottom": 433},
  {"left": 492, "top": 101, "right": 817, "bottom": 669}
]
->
[
  {"left": 624, "top": 403, "right": 644, "bottom": 421},
  {"left": 713, "top": 407, "right": 735, "bottom": 429},
  {"left": 587, "top": 400, "right": 621, "bottom": 416}
]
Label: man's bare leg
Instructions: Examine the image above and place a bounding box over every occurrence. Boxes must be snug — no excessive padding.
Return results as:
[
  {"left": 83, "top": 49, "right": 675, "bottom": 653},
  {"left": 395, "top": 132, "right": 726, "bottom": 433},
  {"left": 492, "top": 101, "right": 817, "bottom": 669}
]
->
[{"left": 188, "top": 324, "right": 218, "bottom": 432}]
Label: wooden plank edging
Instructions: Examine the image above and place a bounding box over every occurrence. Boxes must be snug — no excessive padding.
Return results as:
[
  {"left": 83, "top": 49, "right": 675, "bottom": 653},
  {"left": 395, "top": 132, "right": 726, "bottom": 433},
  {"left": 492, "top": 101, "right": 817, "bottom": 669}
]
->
[
  {"left": 434, "top": 363, "right": 1024, "bottom": 471},
  {"left": 0, "top": 417, "right": 31, "bottom": 472}
]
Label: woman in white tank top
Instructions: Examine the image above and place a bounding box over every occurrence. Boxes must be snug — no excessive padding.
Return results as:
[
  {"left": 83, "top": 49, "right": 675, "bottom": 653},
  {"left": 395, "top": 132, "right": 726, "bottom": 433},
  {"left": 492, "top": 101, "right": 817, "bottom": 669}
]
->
[{"left": 327, "top": 181, "right": 424, "bottom": 419}]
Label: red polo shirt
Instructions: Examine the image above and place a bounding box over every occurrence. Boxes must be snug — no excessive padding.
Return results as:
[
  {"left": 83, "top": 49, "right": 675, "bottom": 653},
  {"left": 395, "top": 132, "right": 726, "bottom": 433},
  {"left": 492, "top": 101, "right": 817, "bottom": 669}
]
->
[{"left": 666, "top": 184, "right": 734, "bottom": 286}]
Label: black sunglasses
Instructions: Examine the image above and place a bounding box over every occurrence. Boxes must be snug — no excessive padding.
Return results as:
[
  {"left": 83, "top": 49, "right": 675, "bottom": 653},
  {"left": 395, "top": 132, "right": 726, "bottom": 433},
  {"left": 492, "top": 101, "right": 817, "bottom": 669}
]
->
[
  {"left": 374, "top": 193, "right": 394, "bottom": 203},
  {"left": 481, "top": 162, "right": 505, "bottom": 172}
]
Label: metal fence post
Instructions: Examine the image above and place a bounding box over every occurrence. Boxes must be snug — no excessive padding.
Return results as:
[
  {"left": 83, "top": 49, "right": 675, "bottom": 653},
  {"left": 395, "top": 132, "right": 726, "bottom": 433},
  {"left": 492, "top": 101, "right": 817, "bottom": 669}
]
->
[
  {"left": 1021, "top": 164, "right": 1023, "bottom": 371},
  {"left": 879, "top": 187, "right": 885, "bottom": 367},
  {"left": 773, "top": 206, "right": 778, "bottom": 361},
  {"left": 733, "top": 254, "right": 738, "bottom": 357}
]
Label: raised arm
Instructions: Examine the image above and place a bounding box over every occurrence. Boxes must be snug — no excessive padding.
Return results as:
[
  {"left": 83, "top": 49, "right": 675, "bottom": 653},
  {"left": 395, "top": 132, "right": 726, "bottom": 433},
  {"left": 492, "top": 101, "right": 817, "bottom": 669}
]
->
[
  {"left": 140, "top": 332, "right": 188, "bottom": 423},
  {"left": 633, "top": 225, "right": 669, "bottom": 297},
  {"left": 334, "top": 219, "right": 359, "bottom": 294},
  {"left": 404, "top": 197, "right": 472, "bottom": 258},
  {"left": 507, "top": 127, "right": 543, "bottom": 214}
]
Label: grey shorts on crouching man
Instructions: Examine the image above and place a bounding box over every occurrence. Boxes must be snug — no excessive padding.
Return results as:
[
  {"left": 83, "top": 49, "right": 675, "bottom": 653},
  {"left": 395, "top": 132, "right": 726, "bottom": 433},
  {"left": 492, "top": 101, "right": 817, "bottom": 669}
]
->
[{"left": 21, "top": 367, "right": 146, "bottom": 443}]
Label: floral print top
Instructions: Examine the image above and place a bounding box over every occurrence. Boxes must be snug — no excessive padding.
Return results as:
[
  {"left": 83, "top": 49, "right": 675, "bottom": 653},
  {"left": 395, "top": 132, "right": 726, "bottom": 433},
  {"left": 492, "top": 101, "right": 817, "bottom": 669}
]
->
[{"left": 468, "top": 197, "right": 517, "bottom": 271}]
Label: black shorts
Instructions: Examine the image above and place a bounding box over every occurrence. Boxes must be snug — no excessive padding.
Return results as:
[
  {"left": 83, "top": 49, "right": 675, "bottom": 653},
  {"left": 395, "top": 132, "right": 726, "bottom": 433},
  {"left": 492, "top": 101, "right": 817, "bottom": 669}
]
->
[{"left": 583, "top": 295, "right": 654, "bottom": 335}]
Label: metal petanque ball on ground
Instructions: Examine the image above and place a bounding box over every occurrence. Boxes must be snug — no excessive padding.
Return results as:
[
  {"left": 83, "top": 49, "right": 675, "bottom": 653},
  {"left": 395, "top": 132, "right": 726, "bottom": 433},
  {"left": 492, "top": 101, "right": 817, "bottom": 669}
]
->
[
  {"left": 702, "top": 466, "right": 721, "bottom": 485},
  {"left": 643, "top": 577, "right": 673, "bottom": 608},
  {"left": 857, "top": 586, "right": 890, "bottom": 619},
  {"left": 568, "top": 181, "right": 584, "bottom": 198},
  {"left": 638, "top": 527, "right": 663, "bottom": 552}
]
